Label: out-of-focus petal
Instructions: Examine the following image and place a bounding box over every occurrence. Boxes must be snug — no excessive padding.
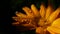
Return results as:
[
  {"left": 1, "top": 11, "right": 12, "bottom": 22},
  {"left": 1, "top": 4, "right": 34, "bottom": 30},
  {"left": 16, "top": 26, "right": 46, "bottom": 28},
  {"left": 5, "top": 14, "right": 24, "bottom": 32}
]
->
[
  {"left": 47, "top": 7, "right": 60, "bottom": 23},
  {"left": 36, "top": 27, "right": 43, "bottom": 34},
  {"left": 16, "top": 11, "right": 27, "bottom": 17},
  {"left": 22, "top": 7, "right": 35, "bottom": 17},
  {"left": 51, "top": 18, "right": 60, "bottom": 28},
  {"left": 47, "top": 26, "right": 60, "bottom": 34},
  {"left": 22, "top": 7, "right": 31, "bottom": 15},
  {"left": 47, "top": 18, "right": 60, "bottom": 34},
  {"left": 31, "top": 4, "right": 39, "bottom": 16},
  {"left": 39, "top": 4, "right": 46, "bottom": 18},
  {"left": 45, "top": 5, "right": 53, "bottom": 20}
]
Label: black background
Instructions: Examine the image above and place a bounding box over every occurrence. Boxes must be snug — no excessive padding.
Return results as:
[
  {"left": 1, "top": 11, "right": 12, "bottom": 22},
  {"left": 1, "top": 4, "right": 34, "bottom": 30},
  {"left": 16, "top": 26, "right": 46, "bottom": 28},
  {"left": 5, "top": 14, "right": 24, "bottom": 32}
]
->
[{"left": 0, "top": 0, "right": 60, "bottom": 34}]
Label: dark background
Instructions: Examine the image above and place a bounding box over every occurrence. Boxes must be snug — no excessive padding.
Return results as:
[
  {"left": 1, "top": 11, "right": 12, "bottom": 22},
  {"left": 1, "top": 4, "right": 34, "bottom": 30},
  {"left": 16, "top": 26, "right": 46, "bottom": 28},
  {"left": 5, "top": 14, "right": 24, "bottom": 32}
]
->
[{"left": 0, "top": 0, "right": 60, "bottom": 34}]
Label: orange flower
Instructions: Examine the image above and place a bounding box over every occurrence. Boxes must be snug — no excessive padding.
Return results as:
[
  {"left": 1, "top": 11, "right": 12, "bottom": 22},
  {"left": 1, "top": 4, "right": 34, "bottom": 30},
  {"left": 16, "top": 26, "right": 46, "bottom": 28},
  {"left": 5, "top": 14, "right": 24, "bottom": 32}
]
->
[{"left": 12, "top": 3, "right": 60, "bottom": 34}]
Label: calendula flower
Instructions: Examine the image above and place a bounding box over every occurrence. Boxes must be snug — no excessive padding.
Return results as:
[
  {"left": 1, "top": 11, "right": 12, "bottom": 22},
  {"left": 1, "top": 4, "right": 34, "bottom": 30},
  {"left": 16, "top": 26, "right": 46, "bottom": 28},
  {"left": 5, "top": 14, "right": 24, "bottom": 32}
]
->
[{"left": 12, "top": 3, "right": 60, "bottom": 34}]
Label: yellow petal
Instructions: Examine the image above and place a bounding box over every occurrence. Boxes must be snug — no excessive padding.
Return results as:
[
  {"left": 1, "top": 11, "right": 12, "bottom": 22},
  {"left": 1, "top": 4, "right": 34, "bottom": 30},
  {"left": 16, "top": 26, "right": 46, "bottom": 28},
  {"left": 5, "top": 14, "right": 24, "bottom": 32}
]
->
[
  {"left": 45, "top": 5, "right": 53, "bottom": 20},
  {"left": 39, "top": 4, "right": 46, "bottom": 18},
  {"left": 51, "top": 18, "right": 60, "bottom": 28},
  {"left": 31, "top": 4, "right": 39, "bottom": 16},
  {"left": 48, "top": 7, "right": 60, "bottom": 23},
  {"left": 47, "top": 26, "right": 60, "bottom": 34},
  {"left": 47, "top": 18, "right": 60, "bottom": 34}
]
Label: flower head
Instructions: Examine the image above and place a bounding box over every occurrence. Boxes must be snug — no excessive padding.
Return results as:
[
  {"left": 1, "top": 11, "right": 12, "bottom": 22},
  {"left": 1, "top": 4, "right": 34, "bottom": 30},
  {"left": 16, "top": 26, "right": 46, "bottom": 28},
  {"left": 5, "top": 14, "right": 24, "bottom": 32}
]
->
[{"left": 12, "top": 3, "right": 60, "bottom": 34}]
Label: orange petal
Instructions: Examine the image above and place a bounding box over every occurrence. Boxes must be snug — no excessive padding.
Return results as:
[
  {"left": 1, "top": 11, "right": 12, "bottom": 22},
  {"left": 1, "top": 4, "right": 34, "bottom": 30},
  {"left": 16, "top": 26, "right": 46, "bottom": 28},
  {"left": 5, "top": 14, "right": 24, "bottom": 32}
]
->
[
  {"left": 31, "top": 4, "right": 39, "bottom": 16},
  {"left": 22, "top": 7, "right": 31, "bottom": 15},
  {"left": 39, "top": 4, "right": 46, "bottom": 18},
  {"left": 15, "top": 11, "right": 27, "bottom": 17},
  {"left": 48, "top": 7, "right": 60, "bottom": 23},
  {"left": 45, "top": 5, "right": 53, "bottom": 20}
]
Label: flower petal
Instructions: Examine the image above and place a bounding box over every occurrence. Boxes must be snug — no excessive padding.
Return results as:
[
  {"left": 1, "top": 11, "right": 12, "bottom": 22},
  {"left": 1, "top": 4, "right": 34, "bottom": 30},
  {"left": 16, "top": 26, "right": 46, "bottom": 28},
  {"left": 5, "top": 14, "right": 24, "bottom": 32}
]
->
[
  {"left": 47, "top": 18, "right": 60, "bottom": 34},
  {"left": 22, "top": 7, "right": 32, "bottom": 15},
  {"left": 45, "top": 5, "right": 53, "bottom": 20},
  {"left": 51, "top": 18, "right": 60, "bottom": 28},
  {"left": 47, "top": 7, "right": 60, "bottom": 23},
  {"left": 31, "top": 4, "right": 39, "bottom": 16},
  {"left": 47, "top": 26, "right": 60, "bottom": 34},
  {"left": 16, "top": 11, "right": 27, "bottom": 17},
  {"left": 39, "top": 4, "right": 46, "bottom": 18}
]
